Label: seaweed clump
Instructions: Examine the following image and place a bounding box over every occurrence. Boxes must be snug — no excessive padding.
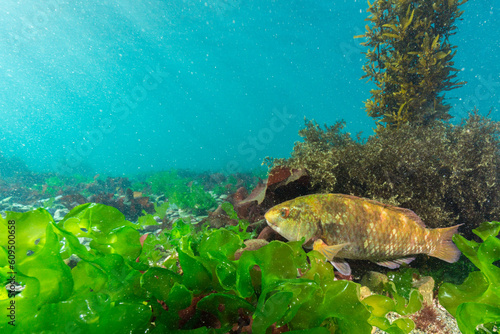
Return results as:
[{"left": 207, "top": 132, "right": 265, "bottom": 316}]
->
[
  {"left": 265, "top": 111, "right": 500, "bottom": 230},
  {"left": 147, "top": 170, "right": 217, "bottom": 214},
  {"left": 0, "top": 203, "right": 424, "bottom": 333},
  {"left": 438, "top": 221, "right": 500, "bottom": 333},
  {"left": 357, "top": 0, "right": 467, "bottom": 130}
]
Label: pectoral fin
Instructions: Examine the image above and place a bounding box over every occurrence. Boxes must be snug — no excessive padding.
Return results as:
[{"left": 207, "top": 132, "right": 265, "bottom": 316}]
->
[{"left": 313, "top": 239, "right": 349, "bottom": 261}]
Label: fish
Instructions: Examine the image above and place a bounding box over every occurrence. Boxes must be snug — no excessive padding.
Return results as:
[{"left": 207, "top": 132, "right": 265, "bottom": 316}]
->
[{"left": 264, "top": 193, "right": 461, "bottom": 275}]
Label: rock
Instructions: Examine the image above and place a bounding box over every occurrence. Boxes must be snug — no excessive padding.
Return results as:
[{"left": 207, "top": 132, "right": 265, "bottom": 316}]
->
[
  {"left": 149, "top": 194, "right": 166, "bottom": 203},
  {"left": 360, "top": 271, "right": 389, "bottom": 293},
  {"left": 0, "top": 198, "right": 11, "bottom": 210},
  {"left": 64, "top": 254, "right": 80, "bottom": 269},
  {"left": 46, "top": 203, "right": 67, "bottom": 215},
  {"left": 257, "top": 226, "right": 278, "bottom": 240},
  {"left": 142, "top": 224, "right": 162, "bottom": 233},
  {"left": 78, "top": 237, "right": 92, "bottom": 250},
  {"left": 179, "top": 211, "right": 191, "bottom": 218},
  {"left": 0, "top": 197, "right": 12, "bottom": 204},
  {"left": 53, "top": 208, "right": 70, "bottom": 221},
  {"left": 206, "top": 204, "right": 237, "bottom": 228},
  {"left": 359, "top": 286, "right": 372, "bottom": 300},
  {"left": 52, "top": 203, "right": 67, "bottom": 211},
  {"left": 11, "top": 203, "right": 31, "bottom": 212},
  {"left": 412, "top": 276, "right": 435, "bottom": 305}
]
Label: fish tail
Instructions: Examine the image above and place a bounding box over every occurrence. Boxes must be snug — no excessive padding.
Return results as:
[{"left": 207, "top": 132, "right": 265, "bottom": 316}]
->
[{"left": 428, "top": 224, "right": 462, "bottom": 263}]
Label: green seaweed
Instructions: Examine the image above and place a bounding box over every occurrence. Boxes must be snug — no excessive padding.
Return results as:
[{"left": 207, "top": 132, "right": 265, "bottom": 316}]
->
[
  {"left": 1, "top": 204, "right": 425, "bottom": 333},
  {"left": 387, "top": 267, "right": 420, "bottom": 299},
  {"left": 418, "top": 254, "right": 477, "bottom": 288},
  {"left": 31, "top": 175, "right": 66, "bottom": 196},
  {"left": 221, "top": 201, "right": 255, "bottom": 241},
  {"left": 362, "top": 268, "right": 423, "bottom": 334},
  {"left": 147, "top": 170, "right": 217, "bottom": 214},
  {"left": 0, "top": 207, "right": 150, "bottom": 333},
  {"left": 438, "top": 221, "right": 500, "bottom": 333},
  {"left": 136, "top": 201, "right": 169, "bottom": 228}
]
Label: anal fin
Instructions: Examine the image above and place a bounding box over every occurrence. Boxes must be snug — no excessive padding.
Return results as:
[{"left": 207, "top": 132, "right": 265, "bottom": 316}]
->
[{"left": 375, "top": 257, "right": 416, "bottom": 269}]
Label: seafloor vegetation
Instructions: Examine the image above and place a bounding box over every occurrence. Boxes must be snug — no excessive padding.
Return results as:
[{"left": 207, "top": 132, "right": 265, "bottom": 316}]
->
[
  {"left": 0, "top": 192, "right": 498, "bottom": 333},
  {"left": 1, "top": 0, "right": 499, "bottom": 332},
  {"left": 0, "top": 164, "right": 498, "bottom": 333}
]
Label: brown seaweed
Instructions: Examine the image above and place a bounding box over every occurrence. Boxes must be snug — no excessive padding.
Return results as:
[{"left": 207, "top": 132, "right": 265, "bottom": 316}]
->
[{"left": 265, "top": 112, "right": 500, "bottom": 232}]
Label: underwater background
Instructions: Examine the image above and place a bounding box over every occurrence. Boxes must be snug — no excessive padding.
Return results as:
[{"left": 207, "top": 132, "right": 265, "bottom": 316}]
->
[
  {"left": 0, "top": 0, "right": 498, "bottom": 176},
  {"left": 1, "top": 1, "right": 500, "bottom": 333}
]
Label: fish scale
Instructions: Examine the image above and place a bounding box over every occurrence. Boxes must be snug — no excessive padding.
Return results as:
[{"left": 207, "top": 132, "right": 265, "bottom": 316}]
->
[
  {"left": 265, "top": 193, "right": 461, "bottom": 275},
  {"left": 318, "top": 194, "right": 425, "bottom": 259}
]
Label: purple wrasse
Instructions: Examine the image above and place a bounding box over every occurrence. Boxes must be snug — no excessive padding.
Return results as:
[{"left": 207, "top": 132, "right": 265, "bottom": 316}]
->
[{"left": 264, "top": 194, "right": 461, "bottom": 275}]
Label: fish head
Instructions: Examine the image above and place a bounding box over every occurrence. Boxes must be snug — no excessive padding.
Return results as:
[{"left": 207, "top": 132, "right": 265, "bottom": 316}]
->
[{"left": 265, "top": 196, "right": 321, "bottom": 243}]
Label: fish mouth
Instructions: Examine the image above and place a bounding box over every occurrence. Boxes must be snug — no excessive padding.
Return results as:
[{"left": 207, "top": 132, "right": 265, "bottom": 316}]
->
[
  {"left": 264, "top": 212, "right": 273, "bottom": 226},
  {"left": 265, "top": 219, "right": 281, "bottom": 233}
]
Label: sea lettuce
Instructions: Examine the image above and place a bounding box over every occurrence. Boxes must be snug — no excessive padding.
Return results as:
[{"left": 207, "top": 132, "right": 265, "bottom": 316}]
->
[
  {"left": 438, "top": 221, "right": 500, "bottom": 333},
  {"left": 0, "top": 210, "right": 72, "bottom": 328},
  {"left": 286, "top": 251, "right": 373, "bottom": 333},
  {"left": 147, "top": 170, "right": 217, "bottom": 214},
  {"left": 1, "top": 203, "right": 425, "bottom": 333},
  {"left": 0, "top": 206, "right": 151, "bottom": 333},
  {"left": 362, "top": 280, "right": 422, "bottom": 334}
]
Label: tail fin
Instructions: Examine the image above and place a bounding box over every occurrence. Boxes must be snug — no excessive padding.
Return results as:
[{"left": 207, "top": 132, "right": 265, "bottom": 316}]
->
[{"left": 428, "top": 224, "right": 462, "bottom": 263}]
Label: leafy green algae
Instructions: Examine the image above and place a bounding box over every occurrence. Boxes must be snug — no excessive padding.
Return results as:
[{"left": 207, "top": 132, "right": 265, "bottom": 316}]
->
[
  {"left": 438, "top": 221, "right": 500, "bottom": 333},
  {"left": 1, "top": 204, "right": 425, "bottom": 333},
  {"left": 146, "top": 170, "right": 217, "bottom": 214},
  {"left": 0, "top": 207, "right": 150, "bottom": 333}
]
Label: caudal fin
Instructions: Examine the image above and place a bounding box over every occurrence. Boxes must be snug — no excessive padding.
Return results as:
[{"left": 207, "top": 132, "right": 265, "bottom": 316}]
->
[{"left": 428, "top": 224, "right": 462, "bottom": 263}]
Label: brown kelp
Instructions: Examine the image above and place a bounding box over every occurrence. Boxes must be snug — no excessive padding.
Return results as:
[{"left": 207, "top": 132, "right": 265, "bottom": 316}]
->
[
  {"left": 356, "top": 0, "right": 468, "bottom": 130},
  {"left": 265, "top": 112, "right": 500, "bottom": 231}
]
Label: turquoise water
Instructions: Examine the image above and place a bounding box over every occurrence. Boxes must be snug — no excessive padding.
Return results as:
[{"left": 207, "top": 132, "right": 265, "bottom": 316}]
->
[{"left": 0, "top": 0, "right": 498, "bottom": 176}]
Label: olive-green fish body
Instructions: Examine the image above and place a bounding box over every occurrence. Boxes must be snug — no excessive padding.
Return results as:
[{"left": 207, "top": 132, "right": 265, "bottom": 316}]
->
[{"left": 265, "top": 194, "right": 461, "bottom": 275}]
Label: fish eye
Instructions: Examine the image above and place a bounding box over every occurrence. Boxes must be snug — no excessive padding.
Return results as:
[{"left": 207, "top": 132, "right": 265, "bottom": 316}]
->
[{"left": 280, "top": 208, "right": 290, "bottom": 218}]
